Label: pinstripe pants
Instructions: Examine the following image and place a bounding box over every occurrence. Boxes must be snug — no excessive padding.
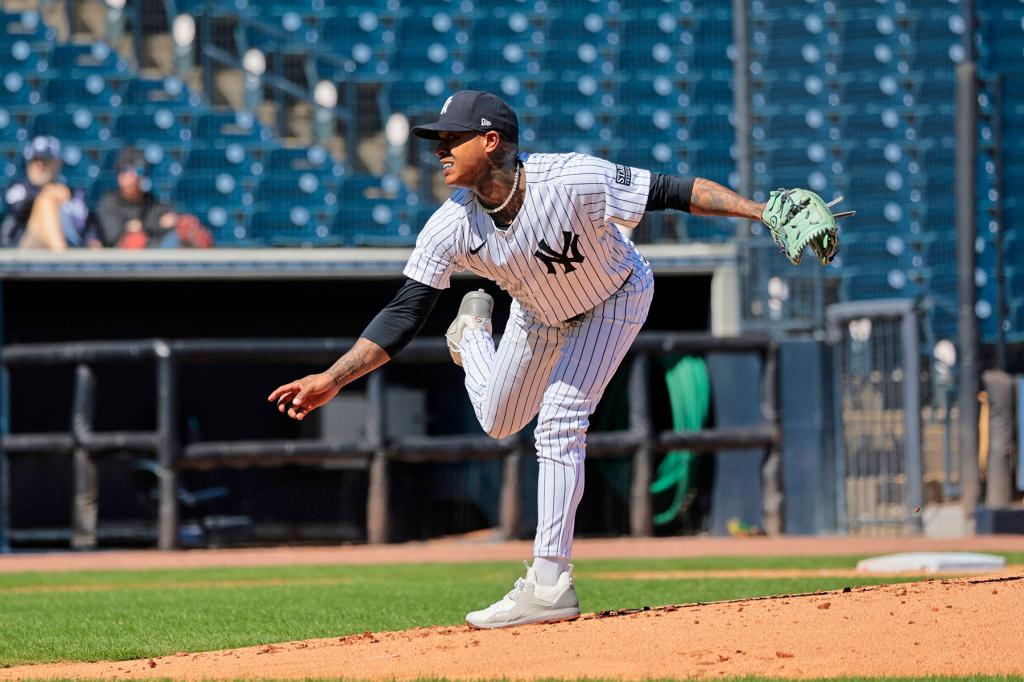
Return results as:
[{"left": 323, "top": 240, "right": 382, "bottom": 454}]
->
[{"left": 459, "top": 263, "right": 654, "bottom": 560}]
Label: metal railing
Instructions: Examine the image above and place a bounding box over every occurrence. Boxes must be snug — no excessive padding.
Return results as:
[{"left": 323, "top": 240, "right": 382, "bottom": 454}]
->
[{"left": 0, "top": 333, "right": 779, "bottom": 552}]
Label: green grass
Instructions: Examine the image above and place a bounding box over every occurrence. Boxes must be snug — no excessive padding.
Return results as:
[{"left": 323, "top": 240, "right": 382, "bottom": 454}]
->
[{"left": 1, "top": 552, "right": 1022, "bottom": 668}]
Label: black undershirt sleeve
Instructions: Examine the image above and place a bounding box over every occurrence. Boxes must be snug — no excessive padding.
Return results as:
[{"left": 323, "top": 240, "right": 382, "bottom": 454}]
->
[
  {"left": 645, "top": 173, "right": 696, "bottom": 213},
  {"left": 360, "top": 278, "right": 442, "bottom": 357}
]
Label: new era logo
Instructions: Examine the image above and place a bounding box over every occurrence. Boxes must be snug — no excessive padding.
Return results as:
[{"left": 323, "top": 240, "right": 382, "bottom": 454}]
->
[{"left": 481, "top": 117, "right": 491, "bottom": 127}]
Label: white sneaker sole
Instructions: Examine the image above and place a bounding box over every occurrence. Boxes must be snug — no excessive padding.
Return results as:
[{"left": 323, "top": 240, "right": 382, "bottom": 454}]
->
[{"left": 466, "top": 608, "right": 581, "bottom": 630}]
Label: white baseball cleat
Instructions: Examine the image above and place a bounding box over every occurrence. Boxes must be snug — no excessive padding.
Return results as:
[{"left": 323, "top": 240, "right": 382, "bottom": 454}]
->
[
  {"left": 465, "top": 562, "right": 581, "bottom": 629},
  {"left": 445, "top": 288, "right": 494, "bottom": 366}
]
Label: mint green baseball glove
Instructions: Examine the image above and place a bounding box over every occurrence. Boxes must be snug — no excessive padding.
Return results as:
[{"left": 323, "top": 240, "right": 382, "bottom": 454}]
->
[{"left": 760, "top": 188, "right": 854, "bottom": 266}]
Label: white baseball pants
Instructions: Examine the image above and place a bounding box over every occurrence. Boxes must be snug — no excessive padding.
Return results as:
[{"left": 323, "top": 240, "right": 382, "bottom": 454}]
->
[{"left": 458, "top": 263, "right": 654, "bottom": 561}]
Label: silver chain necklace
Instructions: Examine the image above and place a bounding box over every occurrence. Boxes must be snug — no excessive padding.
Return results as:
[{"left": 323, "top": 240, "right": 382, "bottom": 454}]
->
[{"left": 477, "top": 164, "right": 520, "bottom": 214}]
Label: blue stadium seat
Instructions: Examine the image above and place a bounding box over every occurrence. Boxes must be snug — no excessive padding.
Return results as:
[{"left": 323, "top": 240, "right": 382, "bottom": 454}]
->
[
  {"left": 840, "top": 110, "right": 899, "bottom": 139},
  {"left": 253, "top": 171, "right": 336, "bottom": 225},
  {"left": 543, "top": 13, "right": 617, "bottom": 75},
  {"left": 194, "top": 111, "right": 271, "bottom": 144},
  {"left": 48, "top": 43, "right": 130, "bottom": 79},
  {"left": 692, "top": 78, "right": 733, "bottom": 112},
  {"left": 0, "top": 10, "right": 54, "bottom": 44},
  {"left": 393, "top": 13, "right": 467, "bottom": 76},
  {"left": 756, "top": 110, "right": 823, "bottom": 141},
  {"left": 618, "top": 15, "right": 685, "bottom": 75},
  {"left": 121, "top": 77, "right": 199, "bottom": 110},
  {"left": 693, "top": 146, "right": 735, "bottom": 182},
  {"left": 387, "top": 78, "right": 453, "bottom": 117},
  {"left": 57, "top": 142, "right": 102, "bottom": 190},
  {"left": 184, "top": 144, "right": 255, "bottom": 183},
  {"left": 472, "top": 75, "right": 541, "bottom": 110},
  {"left": 467, "top": 11, "right": 545, "bottom": 76},
  {"left": 114, "top": 109, "right": 190, "bottom": 144},
  {"left": 332, "top": 173, "right": 419, "bottom": 247},
  {"left": 173, "top": 174, "right": 253, "bottom": 242},
  {"left": 249, "top": 207, "right": 341, "bottom": 247},
  {"left": 31, "top": 108, "right": 111, "bottom": 143},
  {"left": 619, "top": 76, "right": 688, "bottom": 111},
  {"left": 319, "top": 13, "right": 395, "bottom": 79},
  {"left": 0, "top": 70, "right": 41, "bottom": 112},
  {"left": 43, "top": 73, "right": 120, "bottom": 110},
  {"left": 265, "top": 145, "right": 345, "bottom": 188}
]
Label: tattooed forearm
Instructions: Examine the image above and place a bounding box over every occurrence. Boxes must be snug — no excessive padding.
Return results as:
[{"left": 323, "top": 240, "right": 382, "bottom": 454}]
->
[
  {"left": 689, "top": 177, "right": 765, "bottom": 220},
  {"left": 326, "top": 338, "right": 390, "bottom": 388}
]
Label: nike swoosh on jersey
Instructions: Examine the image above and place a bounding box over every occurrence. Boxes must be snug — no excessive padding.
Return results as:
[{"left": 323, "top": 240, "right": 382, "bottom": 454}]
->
[{"left": 469, "top": 240, "right": 487, "bottom": 255}]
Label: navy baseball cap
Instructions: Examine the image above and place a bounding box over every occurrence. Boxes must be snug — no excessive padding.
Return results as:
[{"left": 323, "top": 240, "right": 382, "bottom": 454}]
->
[
  {"left": 411, "top": 90, "right": 519, "bottom": 144},
  {"left": 23, "top": 135, "right": 60, "bottom": 162}
]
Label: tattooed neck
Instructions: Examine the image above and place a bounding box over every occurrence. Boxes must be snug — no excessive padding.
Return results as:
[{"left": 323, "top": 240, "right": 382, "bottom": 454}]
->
[{"left": 471, "top": 160, "right": 520, "bottom": 210}]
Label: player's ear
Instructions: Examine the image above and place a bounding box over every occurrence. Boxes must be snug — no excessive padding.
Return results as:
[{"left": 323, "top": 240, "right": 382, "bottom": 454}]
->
[{"left": 482, "top": 130, "right": 502, "bottom": 154}]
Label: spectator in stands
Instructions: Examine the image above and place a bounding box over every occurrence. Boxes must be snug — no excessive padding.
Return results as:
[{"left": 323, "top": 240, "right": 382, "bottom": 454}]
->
[
  {"left": 97, "top": 146, "right": 173, "bottom": 248},
  {"left": 97, "top": 146, "right": 212, "bottom": 248},
  {"left": 0, "top": 135, "right": 102, "bottom": 250}
]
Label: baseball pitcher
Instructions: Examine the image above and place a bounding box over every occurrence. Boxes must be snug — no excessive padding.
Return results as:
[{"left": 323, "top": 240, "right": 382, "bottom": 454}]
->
[{"left": 268, "top": 90, "right": 851, "bottom": 629}]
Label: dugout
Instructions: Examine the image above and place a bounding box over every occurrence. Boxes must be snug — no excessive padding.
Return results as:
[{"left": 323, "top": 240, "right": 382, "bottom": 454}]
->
[{"left": 0, "top": 244, "right": 767, "bottom": 549}]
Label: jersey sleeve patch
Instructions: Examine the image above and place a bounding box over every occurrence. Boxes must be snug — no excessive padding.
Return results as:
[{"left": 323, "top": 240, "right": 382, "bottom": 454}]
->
[{"left": 614, "top": 164, "right": 632, "bottom": 187}]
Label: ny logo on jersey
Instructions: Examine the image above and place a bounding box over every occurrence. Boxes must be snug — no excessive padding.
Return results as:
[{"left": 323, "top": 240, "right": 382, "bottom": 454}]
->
[{"left": 534, "top": 231, "right": 586, "bottom": 275}]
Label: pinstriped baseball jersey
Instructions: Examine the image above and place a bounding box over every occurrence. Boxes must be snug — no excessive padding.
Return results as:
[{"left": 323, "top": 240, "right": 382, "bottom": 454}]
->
[{"left": 404, "top": 153, "right": 651, "bottom": 325}]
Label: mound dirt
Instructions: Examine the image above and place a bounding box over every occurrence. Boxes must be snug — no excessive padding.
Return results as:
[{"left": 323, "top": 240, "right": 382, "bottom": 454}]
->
[{"left": 3, "top": 572, "right": 1021, "bottom": 680}]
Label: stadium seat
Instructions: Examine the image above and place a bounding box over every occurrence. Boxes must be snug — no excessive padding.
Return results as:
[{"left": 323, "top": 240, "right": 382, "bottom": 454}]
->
[
  {"left": 467, "top": 10, "right": 545, "bottom": 76},
  {"left": 253, "top": 171, "right": 336, "bottom": 225},
  {"left": 184, "top": 144, "right": 256, "bottom": 185},
  {"left": 0, "top": 70, "right": 41, "bottom": 113},
  {"left": 248, "top": 207, "right": 340, "bottom": 247},
  {"left": 332, "top": 173, "right": 419, "bottom": 247},
  {"left": 114, "top": 109, "right": 190, "bottom": 144},
  {"left": 31, "top": 108, "right": 111, "bottom": 143},
  {"left": 319, "top": 14, "right": 395, "bottom": 79},
  {"left": 194, "top": 111, "right": 271, "bottom": 143},
  {"left": 121, "top": 77, "right": 199, "bottom": 110},
  {"left": 0, "top": 10, "right": 54, "bottom": 44},
  {"left": 43, "top": 74, "right": 120, "bottom": 110},
  {"left": 265, "top": 145, "right": 345, "bottom": 188},
  {"left": 0, "top": 111, "right": 27, "bottom": 145},
  {"left": 48, "top": 43, "right": 130, "bottom": 79}
]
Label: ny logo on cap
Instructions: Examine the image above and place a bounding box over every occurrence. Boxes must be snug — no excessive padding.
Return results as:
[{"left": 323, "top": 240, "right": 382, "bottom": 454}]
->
[{"left": 441, "top": 96, "right": 454, "bottom": 115}]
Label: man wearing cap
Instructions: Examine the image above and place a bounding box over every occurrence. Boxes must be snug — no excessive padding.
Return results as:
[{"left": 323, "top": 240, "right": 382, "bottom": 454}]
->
[
  {"left": 97, "top": 146, "right": 179, "bottom": 248},
  {"left": 1, "top": 135, "right": 101, "bottom": 250},
  {"left": 269, "top": 90, "right": 808, "bottom": 628}
]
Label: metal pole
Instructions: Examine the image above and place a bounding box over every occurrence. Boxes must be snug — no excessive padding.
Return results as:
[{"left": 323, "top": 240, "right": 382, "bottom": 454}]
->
[
  {"left": 731, "top": 0, "right": 754, "bottom": 238},
  {"left": 346, "top": 78, "right": 358, "bottom": 168},
  {"left": 628, "top": 353, "right": 652, "bottom": 537},
  {"left": 498, "top": 432, "right": 524, "bottom": 541},
  {"left": 201, "top": 5, "right": 214, "bottom": 103},
  {"left": 131, "top": 3, "right": 144, "bottom": 70},
  {"left": 156, "top": 345, "right": 179, "bottom": 550},
  {"left": 761, "top": 345, "right": 782, "bottom": 535},
  {"left": 0, "top": 281, "right": 8, "bottom": 553},
  {"left": 70, "top": 365, "right": 98, "bottom": 549},
  {"left": 902, "top": 309, "right": 924, "bottom": 531},
  {"left": 956, "top": 60, "right": 981, "bottom": 522},
  {"left": 991, "top": 73, "right": 1007, "bottom": 370},
  {"left": 365, "top": 371, "right": 389, "bottom": 544}
]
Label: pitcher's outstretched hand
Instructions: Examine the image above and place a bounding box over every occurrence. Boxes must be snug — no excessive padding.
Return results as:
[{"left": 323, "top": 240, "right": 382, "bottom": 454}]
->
[{"left": 267, "top": 373, "right": 340, "bottom": 421}]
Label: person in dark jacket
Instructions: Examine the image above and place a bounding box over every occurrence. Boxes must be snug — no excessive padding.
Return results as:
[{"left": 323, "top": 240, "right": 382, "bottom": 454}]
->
[
  {"left": 96, "top": 146, "right": 179, "bottom": 248},
  {"left": 0, "top": 135, "right": 102, "bottom": 249}
]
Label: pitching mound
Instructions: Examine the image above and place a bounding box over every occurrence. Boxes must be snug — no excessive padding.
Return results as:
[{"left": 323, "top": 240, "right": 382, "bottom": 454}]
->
[{"left": 2, "top": 572, "right": 1021, "bottom": 680}]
